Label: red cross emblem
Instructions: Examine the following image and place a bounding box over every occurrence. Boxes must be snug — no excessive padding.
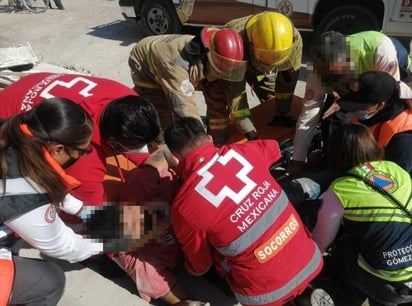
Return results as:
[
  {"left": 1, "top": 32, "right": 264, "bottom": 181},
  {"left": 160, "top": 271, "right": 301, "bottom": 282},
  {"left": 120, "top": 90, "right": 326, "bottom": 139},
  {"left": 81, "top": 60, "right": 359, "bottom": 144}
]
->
[{"left": 195, "top": 150, "right": 257, "bottom": 208}]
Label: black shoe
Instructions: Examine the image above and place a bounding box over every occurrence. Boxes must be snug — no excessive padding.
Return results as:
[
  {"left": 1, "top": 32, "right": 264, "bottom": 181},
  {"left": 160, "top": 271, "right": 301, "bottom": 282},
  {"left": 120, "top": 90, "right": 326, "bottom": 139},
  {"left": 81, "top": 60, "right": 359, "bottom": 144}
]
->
[
  {"left": 267, "top": 115, "right": 296, "bottom": 128},
  {"left": 57, "top": 5, "right": 64, "bottom": 9},
  {"left": 80, "top": 253, "right": 126, "bottom": 279}
]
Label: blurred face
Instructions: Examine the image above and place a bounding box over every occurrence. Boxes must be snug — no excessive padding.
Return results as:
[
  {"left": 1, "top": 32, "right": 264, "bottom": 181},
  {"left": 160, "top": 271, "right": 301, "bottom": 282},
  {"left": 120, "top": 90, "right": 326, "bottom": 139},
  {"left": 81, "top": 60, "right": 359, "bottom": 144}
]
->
[
  {"left": 351, "top": 103, "right": 384, "bottom": 121},
  {"left": 315, "top": 58, "right": 354, "bottom": 85}
]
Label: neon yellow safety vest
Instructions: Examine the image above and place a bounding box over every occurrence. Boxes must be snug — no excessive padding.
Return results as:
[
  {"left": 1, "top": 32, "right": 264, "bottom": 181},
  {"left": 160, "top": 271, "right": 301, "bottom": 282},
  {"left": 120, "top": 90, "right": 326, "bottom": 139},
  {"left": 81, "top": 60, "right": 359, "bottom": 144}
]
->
[
  {"left": 332, "top": 160, "right": 412, "bottom": 282},
  {"left": 347, "top": 31, "right": 386, "bottom": 77}
]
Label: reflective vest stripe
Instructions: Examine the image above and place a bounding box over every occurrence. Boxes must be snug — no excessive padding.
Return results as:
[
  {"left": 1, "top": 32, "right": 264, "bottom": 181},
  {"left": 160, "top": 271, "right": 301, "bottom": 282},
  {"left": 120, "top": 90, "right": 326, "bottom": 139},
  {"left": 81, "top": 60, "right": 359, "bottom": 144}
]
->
[
  {"left": 208, "top": 118, "right": 229, "bottom": 130},
  {"left": 345, "top": 210, "right": 411, "bottom": 222},
  {"left": 131, "top": 35, "right": 163, "bottom": 90},
  {"left": 216, "top": 191, "right": 289, "bottom": 257},
  {"left": 358, "top": 254, "right": 412, "bottom": 282},
  {"left": 133, "top": 81, "right": 161, "bottom": 89},
  {"left": 276, "top": 92, "right": 294, "bottom": 100},
  {"left": 0, "top": 249, "right": 14, "bottom": 306},
  {"left": 234, "top": 245, "right": 322, "bottom": 305},
  {"left": 146, "top": 37, "right": 162, "bottom": 76},
  {"left": 231, "top": 108, "right": 252, "bottom": 118}
]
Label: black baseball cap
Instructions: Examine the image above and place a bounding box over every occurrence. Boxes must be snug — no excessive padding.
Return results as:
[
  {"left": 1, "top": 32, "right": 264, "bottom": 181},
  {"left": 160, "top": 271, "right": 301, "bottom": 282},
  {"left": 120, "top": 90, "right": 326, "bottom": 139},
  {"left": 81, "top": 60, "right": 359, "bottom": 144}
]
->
[{"left": 337, "top": 71, "right": 399, "bottom": 112}]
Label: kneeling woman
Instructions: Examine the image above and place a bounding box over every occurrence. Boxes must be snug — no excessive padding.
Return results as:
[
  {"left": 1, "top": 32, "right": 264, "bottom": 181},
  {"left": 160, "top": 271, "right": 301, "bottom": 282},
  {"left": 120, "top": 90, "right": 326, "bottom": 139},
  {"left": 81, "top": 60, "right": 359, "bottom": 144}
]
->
[
  {"left": 0, "top": 98, "right": 103, "bottom": 306},
  {"left": 312, "top": 123, "right": 412, "bottom": 306}
]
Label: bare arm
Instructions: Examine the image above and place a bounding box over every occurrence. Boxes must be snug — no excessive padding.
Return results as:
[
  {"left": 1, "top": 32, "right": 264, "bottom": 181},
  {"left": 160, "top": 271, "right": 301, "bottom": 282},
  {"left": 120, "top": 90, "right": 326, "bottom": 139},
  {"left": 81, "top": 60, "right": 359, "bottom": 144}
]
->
[{"left": 311, "top": 189, "right": 344, "bottom": 253}]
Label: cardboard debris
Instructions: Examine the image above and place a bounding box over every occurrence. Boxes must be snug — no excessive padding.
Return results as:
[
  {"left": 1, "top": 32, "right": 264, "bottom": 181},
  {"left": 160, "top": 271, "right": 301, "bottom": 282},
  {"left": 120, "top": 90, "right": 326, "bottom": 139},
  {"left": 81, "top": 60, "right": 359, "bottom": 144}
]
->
[
  {"left": 0, "top": 42, "right": 39, "bottom": 70},
  {"left": 0, "top": 42, "right": 91, "bottom": 89}
]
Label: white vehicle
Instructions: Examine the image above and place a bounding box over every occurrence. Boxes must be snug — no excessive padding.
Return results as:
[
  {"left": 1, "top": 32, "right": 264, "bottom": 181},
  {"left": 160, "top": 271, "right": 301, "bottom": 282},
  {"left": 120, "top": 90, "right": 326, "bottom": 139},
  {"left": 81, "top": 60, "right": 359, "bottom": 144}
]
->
[{"left": 120, "top": 0, "right": 412, "bottom": 37}]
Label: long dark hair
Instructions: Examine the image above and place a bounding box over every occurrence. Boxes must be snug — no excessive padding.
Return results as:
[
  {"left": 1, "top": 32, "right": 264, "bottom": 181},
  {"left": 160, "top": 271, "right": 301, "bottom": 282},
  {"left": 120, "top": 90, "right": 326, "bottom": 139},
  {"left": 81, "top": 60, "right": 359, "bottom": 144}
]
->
[
  {"left": 327, "top": 123, "right": 384, "bottom": 175},
  {"left": 0, "top": 98, "right": 93, "bottom": 204}
]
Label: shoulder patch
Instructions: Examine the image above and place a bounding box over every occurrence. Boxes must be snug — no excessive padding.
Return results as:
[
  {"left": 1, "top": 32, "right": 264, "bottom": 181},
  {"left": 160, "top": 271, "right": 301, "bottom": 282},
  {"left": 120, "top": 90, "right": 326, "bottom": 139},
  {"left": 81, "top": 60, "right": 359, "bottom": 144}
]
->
[
  {"left": 304, "top": 89, "right": 315, "bottom": 100},
  {"left": 180, "top": 79, "right": 195, "bottom": 96},
  {"left": 45, "top": 205, "right": 57, "bottom": 223},
  {"left": 366, "top": 170, "right": 397, "bottom": 193}
]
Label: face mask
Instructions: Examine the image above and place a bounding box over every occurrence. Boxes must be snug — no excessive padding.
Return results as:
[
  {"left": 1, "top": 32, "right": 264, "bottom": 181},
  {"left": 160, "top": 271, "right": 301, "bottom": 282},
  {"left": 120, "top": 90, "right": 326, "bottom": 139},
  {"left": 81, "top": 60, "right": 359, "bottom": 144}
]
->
[
  {"left": 108, "top": 139, "right": 146, "bottom": 154},
  {"left": 352, "top": 110, "right": 377, "bottom": 121},
  {"left": 61, "top": 156, "right": 80, "bottom": 169}
]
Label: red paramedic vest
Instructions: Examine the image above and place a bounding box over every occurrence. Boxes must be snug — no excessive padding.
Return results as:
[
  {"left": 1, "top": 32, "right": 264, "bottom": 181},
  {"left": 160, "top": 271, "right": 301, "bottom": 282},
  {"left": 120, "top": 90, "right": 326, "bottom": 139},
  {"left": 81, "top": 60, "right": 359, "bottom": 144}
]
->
[{"left": 172, "top": 140, "right": 323, "bottom": 306}]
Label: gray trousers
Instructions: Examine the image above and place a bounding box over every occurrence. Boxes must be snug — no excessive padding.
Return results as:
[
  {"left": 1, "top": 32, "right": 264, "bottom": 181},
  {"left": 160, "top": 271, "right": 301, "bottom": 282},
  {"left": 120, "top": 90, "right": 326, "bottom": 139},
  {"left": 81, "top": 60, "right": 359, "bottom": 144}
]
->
[{"left": 9, "top": 256, "right": 65, "bottom": 306}]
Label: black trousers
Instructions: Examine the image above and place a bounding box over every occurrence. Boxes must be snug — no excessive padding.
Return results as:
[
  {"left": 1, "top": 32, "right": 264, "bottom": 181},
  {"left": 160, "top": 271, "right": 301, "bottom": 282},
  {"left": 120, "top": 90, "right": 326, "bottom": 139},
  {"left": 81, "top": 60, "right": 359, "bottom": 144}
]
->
[{"left": 327, "top": 236, "right": 412, "bottom": 306}]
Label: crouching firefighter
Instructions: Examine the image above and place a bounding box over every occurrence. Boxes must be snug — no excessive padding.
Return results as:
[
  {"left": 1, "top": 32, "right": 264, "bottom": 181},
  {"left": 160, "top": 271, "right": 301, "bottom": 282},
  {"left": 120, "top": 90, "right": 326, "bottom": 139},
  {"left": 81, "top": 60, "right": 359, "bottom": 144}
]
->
[{"left": 128, "top": 27, "right": 256, "bottom": 145}]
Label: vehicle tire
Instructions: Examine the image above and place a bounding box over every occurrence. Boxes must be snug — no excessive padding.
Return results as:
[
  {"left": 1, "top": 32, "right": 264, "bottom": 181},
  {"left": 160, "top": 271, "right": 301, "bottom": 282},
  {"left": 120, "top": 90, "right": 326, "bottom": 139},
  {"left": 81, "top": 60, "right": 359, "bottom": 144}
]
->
[
  {"left": 315, "top": 5, "right": 380, "bottom": 37},
  {"left": 141, "top": 0, "right": 182, "bottom": 35}
]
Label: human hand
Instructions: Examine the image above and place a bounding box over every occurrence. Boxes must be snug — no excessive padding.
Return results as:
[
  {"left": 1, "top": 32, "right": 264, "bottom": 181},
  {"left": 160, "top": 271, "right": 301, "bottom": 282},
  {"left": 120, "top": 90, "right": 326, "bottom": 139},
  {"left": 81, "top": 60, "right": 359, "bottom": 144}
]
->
[
  {"left": 143, "top": 145, "right": 178, "bottom": 172},
  {"left": 322, "top": 101, "right": 341, "bottom": 120}
]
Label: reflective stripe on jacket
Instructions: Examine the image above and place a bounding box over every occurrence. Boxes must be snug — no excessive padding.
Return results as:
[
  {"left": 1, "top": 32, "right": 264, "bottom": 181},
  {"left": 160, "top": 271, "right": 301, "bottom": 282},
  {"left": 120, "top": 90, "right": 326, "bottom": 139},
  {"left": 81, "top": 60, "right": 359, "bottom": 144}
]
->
[
  {"left": 216, "top": 191, "right": 323, "bottom": 305},
  {"left": 173, "top": 140, "right": 323, "bottom": 305}
]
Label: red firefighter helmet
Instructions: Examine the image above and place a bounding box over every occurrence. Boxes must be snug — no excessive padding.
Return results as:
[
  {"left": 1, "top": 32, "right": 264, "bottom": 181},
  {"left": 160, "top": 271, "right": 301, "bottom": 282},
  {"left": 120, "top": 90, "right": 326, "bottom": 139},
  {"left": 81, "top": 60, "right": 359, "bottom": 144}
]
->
[{"left": 201, "top": 27, "right": 247, "bottom": 82}]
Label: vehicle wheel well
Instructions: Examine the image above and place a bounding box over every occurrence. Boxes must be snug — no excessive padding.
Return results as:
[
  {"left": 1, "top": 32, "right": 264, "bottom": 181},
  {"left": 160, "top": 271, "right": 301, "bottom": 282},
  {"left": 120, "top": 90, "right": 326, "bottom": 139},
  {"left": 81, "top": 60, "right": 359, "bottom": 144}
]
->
[
  {"left": 134, "top": 0, "right": 143, "bottom": 20},
  {"left": 312, "top": 0, "right": 384, "bottom": 30}
]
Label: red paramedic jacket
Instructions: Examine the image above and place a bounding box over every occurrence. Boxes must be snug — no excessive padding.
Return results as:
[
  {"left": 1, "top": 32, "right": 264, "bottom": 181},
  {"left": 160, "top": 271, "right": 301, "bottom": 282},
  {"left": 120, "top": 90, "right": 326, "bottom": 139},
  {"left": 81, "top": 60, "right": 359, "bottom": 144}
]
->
[
  {"left": 0, "top": 72, "right": 148, "bottom": 205},
  {"left": 172, "top": 140, "right": 323, "bottom": 306}
]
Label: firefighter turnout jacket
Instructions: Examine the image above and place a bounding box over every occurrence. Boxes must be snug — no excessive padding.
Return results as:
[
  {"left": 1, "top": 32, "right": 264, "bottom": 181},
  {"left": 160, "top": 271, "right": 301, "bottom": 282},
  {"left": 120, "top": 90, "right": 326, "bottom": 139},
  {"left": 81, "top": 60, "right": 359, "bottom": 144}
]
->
[
  {"left": 172, "top": 139, "right": 323, "bottom": 306},
  {"left": 222, "top": 15, "right": 303, "bottom": 116},
  {"left": 129, "top": 34, "right": 258, "bottom": 142}
]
